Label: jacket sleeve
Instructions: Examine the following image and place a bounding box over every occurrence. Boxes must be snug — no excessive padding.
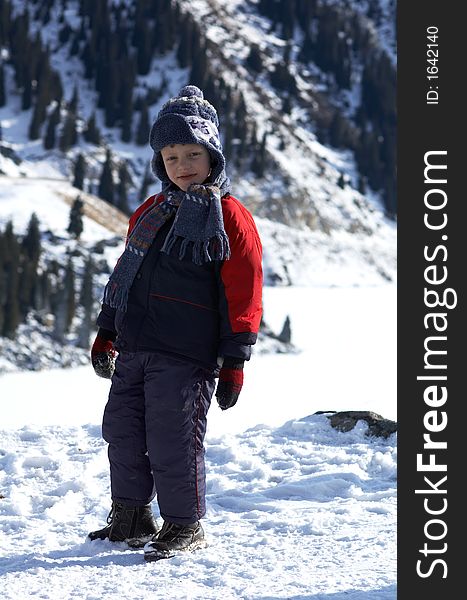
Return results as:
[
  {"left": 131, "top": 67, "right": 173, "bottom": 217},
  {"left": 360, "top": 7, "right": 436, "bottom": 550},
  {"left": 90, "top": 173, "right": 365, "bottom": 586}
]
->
[
  {"left": 96, "top": 301, "right": 117, "bottom": 332},
  {"left": 95, "top": 194, "right": 162, "bottom": 333},
  {"left": 217, "top": 196, "right": 263, "bottom": 361}
]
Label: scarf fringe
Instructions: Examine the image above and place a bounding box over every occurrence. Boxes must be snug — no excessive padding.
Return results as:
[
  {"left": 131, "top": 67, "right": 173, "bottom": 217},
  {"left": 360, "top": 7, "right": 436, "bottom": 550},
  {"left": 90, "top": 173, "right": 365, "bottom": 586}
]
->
[
  {"left": 179, "top": 238, "right": 191, "bottom": 260},
  {"left": 201, "top": 232, "right": 231, "bottom": 263},
  {"left": 161, "top": 231, "right": 178, "bottom": 256},
  {"left": 162, "top": 232, "right": 231, "bottom": 265},
  {"left": 103, "top": 281, "right": 129, "bottom": 312}
]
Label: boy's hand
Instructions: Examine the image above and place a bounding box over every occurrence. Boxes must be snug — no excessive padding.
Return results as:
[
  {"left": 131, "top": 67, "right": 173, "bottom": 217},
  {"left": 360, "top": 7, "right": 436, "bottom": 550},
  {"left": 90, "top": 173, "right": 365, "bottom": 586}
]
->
[
  {"left": 91, "top": 328, "right": 117, "bottom": 379},
  {"left": 216, "top": 357, "right": 244, "bottom": 410}
]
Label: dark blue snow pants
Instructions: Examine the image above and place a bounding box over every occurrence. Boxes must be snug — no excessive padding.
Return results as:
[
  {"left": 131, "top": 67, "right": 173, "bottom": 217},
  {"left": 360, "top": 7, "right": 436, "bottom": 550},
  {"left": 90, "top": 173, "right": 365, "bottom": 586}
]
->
[{"left": 102, "top": 351, "right": 216, "bottom": 525}]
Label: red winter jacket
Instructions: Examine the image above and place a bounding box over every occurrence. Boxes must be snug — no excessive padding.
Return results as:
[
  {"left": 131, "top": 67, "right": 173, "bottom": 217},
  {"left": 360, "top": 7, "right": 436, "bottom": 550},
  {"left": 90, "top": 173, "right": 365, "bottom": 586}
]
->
[{"left": 96, "top": 193, "right": 263, "bottom": 369}]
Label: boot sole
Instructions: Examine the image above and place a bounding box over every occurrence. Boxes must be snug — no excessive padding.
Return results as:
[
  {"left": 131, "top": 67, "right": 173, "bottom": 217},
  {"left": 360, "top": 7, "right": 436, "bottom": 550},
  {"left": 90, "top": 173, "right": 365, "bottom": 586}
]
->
[
  {"left": 126, "top": 533, "right": 160, "bottom": 549},
  {"left": 144, "top": 539, "right": 207, "bottom": 562}
]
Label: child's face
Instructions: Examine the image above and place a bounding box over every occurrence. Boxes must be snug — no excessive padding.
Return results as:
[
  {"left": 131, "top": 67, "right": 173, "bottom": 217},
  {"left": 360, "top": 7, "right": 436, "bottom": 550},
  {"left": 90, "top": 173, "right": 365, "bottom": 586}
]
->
[{"left": 160, "top": 143, "right": 211, "bottom": 191}]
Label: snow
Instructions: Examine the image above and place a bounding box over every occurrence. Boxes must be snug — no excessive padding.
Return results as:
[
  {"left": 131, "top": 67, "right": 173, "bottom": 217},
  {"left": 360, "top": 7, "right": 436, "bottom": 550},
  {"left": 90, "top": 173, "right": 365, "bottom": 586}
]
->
[{"left": 0, "top": 283, "right": 396, "bottom": 599}]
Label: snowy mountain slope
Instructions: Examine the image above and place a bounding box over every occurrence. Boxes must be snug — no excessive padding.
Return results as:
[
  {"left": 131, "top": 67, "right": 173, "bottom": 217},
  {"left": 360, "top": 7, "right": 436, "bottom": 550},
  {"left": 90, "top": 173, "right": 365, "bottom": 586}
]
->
[
  {"left": 173, "top": 0, "right": 396, "bottom": 224},
  {"left": 0, "top": 0, "right": 396, "bottom": 234},
  {"left": 0, "top": 176, "right": 127, "bottom": 239}
]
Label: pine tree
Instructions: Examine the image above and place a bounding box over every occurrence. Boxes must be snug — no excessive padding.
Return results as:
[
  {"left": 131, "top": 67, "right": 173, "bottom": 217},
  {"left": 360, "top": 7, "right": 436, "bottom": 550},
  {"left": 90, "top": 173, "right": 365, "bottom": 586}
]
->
[
  {"left": 102, "top": 61, "right": 120, "bottom": 128},
  {"left": 135, "top": 18, "right": 152, "bottom": 75},
  {"left": 329, "top": 111, "right": 348, "bottom": 148},
  {"left": 43, "top": 112, "right": 57, "bottom": 150},
  {"left": 52, "top": 282, "right": 67, "bottom": 343},
  {"left": 83, "top": 112, "right": 101, "bottom": 145},
  {"left": 120, "top": 62, "right": 135, "bottom": 143},
  {"left": 69, "top": 31, "right": 80, "bottom": 57},
  {"left": 37, "top": 269, "right": 52, "bottom": 314},
  {"left": 298, "top": 30, "right": 315, "bottom": 63},
  {"left": 77, "top": 256, "right": 95, "bottom": 349},
  {"left": 278, "top": 0, "right": 296, "bottom": 39},
  {"left": 10, "top": 12, "right": 30, "bottom": 90},
  {"left": 51, "top": 101, "right": 61, "bottom": 126},
  {"left": 278, "top": 315, "right": 292, "bottom": 344},
  {"left": 22, "top": 213, "right": 42, "bottom": 266},
  {"left": 28, "top": 97, "right": 46, "bottom": 140},
  {"left": 68, "top": 84, "right": 79, "bottom": 113},
  {"left": 116, "top": 161, "right": 130, "bottom": 214},
  {"left": 153, "top": 1, "right": 176, "bottom": 55},
  {"left": 0, "top": 62, "right": 6, "bottom": 107},
  {"left": 59, "top": 110, "right": 78, "bottom": 152},
  {"left": 269, "top": 61, "right": 296, "bottom": 94},
  {"left": 73, "top": 153, "right": 86, "bottom": 190},
  {"left": 282, "top": 94, "right": 292, "bottom": 115},
  {"left": 67, "top": 195, "right": 84, "bottom": 239},
  {"left": 50, "top": 70, "right": 64, "bottom": 107},
  {"left": 81, "top": 36, "right": 97, "bottom": 80},
  {"left": 136, "top": 101, "right": 150, "bottom": 146},
  {"left": 245, "top": 44, "right": 263, "bottom": 73},
  {"left": 41, "top": 4, "right": 51, "bottom": 25},
  {"left": 222, "top": 118, "right": 233, "bottom": 162},
  {"left": 21, "top": 60, "right": 33, "bottom": 110},
  {"left": 98, "top": 150, "right": 115, "bottom": 205},
  {"left": 0, "top": 230, "right": 7, "bottom": 333},
  {"left": 2, "top": 221, "right": 21, "bottom": 339},
  {"left": 18, "top": 260, "right": 35, "bottom": 319},
  {"left": 0, "top": 0, "right": 12, "bottom": 49},
  {"left": 176, "top": 15, "right": 193, "bottom": 68},
  {"left": 358, "top": 175, "right": 367, "bottom": 195},
  {"left": 189, "top": 38, "right": 208, "bottom": 90},
  {"left": 138, "top": 164, "right": 153, "bottom": 200},
  {"left": 251, "top": 131, "right": 268, "bottom": 178},
  {"left": 121, "top": 102, "right": 133, "bottom": 143},
  {"left": 64, "top": 257, "right": 76, "bottom": 332},
  {"left": 35, "top": 46, "right": 55, "bottom": 110}
]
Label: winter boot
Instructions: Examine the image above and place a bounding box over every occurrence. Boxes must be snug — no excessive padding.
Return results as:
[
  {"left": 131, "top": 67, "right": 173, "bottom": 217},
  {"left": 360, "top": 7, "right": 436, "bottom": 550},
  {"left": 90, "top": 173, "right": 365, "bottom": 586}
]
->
[
  {"left": 87, "top": 501, "right": 159, "bottom": 547},
  {"left": 143, "top": 520, "right": 205, "bottom": 561}
]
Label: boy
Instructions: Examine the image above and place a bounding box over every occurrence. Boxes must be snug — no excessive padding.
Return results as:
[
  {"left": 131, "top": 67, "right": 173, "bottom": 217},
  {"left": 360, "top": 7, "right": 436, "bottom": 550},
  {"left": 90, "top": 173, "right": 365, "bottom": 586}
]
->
[{"left": 88, "top": 85, "right": 263, "bottom": 561}]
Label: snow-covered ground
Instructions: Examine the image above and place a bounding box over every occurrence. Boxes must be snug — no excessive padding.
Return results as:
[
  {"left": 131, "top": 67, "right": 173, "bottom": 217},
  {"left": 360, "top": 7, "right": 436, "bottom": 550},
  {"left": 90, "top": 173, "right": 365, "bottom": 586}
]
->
[{"left": 0, "top": 283, "right": 397, "bottom": 600}]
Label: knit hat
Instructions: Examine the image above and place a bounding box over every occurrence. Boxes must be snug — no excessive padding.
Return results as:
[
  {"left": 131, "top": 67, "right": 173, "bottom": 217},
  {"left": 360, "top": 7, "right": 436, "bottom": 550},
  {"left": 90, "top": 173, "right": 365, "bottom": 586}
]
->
[{"left": 149, "top": 85, "right": 230, "bottom": 194}]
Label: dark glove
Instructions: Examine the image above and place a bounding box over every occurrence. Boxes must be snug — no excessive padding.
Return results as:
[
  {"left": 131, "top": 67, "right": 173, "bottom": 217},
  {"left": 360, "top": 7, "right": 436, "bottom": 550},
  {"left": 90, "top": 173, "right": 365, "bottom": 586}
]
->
[
  {"left": 215, "top": 357, "right": 244, "bottom": 410},
  {"left": 91, "top": 328, "right": 117, "bottom": 379}
]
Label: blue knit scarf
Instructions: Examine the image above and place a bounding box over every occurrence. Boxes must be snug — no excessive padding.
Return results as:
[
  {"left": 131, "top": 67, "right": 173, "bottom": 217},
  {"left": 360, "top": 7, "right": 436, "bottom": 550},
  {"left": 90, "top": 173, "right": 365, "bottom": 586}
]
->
[
  {"left": 103, "top": 185, "right": 230, "bottom": 313},
  {"left": 161, "top": 184, "right": 230, "bottom": 265}
]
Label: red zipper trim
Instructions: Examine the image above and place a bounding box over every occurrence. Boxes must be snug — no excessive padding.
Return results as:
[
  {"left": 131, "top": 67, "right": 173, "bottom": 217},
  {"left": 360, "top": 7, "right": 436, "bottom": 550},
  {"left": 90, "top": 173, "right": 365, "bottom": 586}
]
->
[
  {"left": 194, "top": 384, "right": 202, "bottom": 519},
  {"left": 149, "top": 293, "right": 218, "bottom": 312}
]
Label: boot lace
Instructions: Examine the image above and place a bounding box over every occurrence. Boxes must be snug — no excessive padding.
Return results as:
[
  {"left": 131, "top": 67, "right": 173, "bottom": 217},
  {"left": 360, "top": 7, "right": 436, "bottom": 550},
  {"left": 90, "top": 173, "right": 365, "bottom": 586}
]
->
[{"left": 106, "top": 502, "right": 123, "bottom": 525}]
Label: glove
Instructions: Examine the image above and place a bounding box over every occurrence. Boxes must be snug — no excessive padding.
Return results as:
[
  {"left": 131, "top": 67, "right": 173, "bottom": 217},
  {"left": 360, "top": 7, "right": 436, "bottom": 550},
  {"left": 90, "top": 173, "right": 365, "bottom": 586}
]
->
[
  {"left": 215, "top": 357, "right": 244, "bottom": 410},
  {"left": 91, "top": 328, "right": 117, "bottom": 379},
  {"left": 187, "top": 183, "right": 220, "bottom": 199}
]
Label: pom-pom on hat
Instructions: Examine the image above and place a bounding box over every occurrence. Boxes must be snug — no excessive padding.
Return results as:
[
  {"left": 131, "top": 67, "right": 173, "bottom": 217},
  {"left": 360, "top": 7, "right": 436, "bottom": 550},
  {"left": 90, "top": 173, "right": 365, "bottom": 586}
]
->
[{"left": 149, "top": 85, "right": 229, "bottom": 192}]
